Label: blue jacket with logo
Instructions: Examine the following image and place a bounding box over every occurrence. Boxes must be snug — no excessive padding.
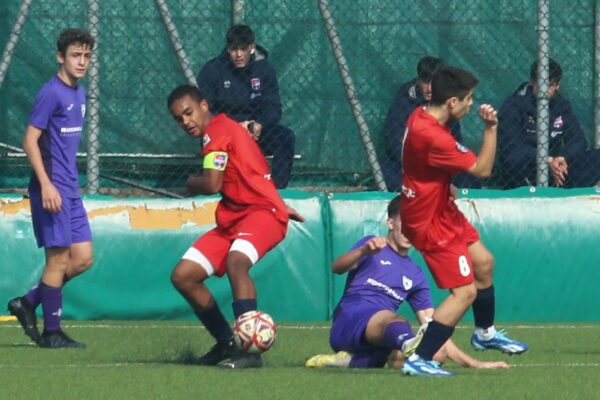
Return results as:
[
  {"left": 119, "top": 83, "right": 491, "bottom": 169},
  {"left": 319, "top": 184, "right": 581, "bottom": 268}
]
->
[
  {"left": 196, "top": 45, "right": 282, "bottom": 131},
  {"left": 498, "top": 82, "right": 587, "bottom": 186}
]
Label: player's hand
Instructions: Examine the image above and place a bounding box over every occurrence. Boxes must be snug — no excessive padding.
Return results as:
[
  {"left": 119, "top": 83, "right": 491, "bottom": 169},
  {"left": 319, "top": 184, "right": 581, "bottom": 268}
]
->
[
  {"left": 286, "top": 205, "right": 305, "bottom": 222},
  {"left": 548, "top": 156, "right": 568, "bottom": 187},
  {"left": 41, "top": 182, "right": 62, "bottom": 213},
  {"left": 474, "top": 360, "right": 510, "bottom": 369},
  {"left": 479, "top": 104, "right": 498, "bottom": 128},
  {"left": 361, "top": 236, "right": 387, "bottom": 255},
  {"left": 240, "top": 120, "right": 262, "bottom": 141},
  {"left": 449, "top": 184, "right": 458, "bottom": 201}
]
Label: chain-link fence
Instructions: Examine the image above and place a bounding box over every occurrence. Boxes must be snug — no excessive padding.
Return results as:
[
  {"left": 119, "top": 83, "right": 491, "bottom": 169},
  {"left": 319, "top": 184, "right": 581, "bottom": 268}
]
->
[{"left": 0, "top": 0, "right": 598, "bottom": 196}]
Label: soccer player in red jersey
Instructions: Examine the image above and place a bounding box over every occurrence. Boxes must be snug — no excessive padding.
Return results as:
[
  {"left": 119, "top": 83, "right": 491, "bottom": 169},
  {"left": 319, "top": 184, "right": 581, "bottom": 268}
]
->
[
  {"left": 167, "top": 84, "right": 303, "bottom": 369},
  {"left": 399, "top": 67, "right": 528, "bottom": 376}
]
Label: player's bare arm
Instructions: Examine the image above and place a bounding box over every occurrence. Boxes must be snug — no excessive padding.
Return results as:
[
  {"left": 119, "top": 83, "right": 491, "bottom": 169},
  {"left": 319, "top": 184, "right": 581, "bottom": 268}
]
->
[
  {"left": 23, "top": 125, "right": 62, "bottom": 213},
  {"left": 332, "top": 237, "right": 387, "bottom": 274},
  {"left": 467, "top": 104, "right": 498, "bottom": 179},
  {"left": 186, "top": 168, "right": 223, "bottom": 195}
]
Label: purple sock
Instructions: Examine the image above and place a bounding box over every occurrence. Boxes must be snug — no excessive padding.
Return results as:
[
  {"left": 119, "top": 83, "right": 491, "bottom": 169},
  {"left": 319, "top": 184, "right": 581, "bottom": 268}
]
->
[
  {"left": 40, "top": 283, "right": 63, "bottom": 332},
  {"left": 383, "top": 320, "right": 415, "bottom": 349},
  {"left": 24, "top": 282, "right": 42, "bottom": 309}
]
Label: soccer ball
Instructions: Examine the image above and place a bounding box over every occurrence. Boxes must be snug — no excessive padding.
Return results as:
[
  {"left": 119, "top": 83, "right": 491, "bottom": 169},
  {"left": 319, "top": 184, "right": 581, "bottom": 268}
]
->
[{"left": 233, "top": 310, "right": 277, "bottom": 354}]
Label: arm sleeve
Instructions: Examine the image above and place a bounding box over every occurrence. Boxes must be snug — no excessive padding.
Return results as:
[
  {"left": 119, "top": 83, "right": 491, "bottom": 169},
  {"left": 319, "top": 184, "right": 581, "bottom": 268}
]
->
[
  {"left": 384, "top": 97, "right": 413, "bottom": 162},
  {"left": 497, "top": 98, "right": 536, "bottom": 166},
  {"left": 28, "top": 86, "right": 58, "bottom": 130},
  {"left": 196, "top": 62, "right": 220, "bottom": 113},
  {"left": 428, "top": 131, "right": 477, "bottom": 173},
  {"left": 558, "top": 102, "right": 588, "bottom": 160},
  {"left": 256, "top": 64, "right": 282, "bottom": 130},
  {"left": 407, "top": 269, "right": 434, "bottom": 313}
]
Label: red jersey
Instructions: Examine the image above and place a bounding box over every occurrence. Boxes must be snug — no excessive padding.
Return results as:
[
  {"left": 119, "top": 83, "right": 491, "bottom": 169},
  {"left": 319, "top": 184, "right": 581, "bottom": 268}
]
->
[
  {"left": 202, "top": 114, "right": 289, "bottom": 227},
  {"left": 400, "top": 107, "right": 477, "bottom": 250}
]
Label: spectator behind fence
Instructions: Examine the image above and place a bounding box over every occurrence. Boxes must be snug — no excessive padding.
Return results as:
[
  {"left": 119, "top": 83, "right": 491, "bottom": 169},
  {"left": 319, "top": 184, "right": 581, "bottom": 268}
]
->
[
  {"left": 382, "top": 56, "right": 481, "bottom": 192},
  {"left": 498, "top": 59, "right": 600, "bottom": 188},
  {"left": 196, "top": 24, "right": 295, "bottom": 189}
]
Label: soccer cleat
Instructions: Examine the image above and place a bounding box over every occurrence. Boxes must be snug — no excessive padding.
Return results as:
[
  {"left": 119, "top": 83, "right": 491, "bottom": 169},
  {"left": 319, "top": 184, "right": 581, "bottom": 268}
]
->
[
  {"left": 38, "top": 330, "right": 86, "bottom": 349},
  {"left": 7, "top": 297, "right": 41, "bottom": 344},
  {"left": 220, "top": 352, "right": 263, "bottom": 369},
  {"left": 401, "top": 324, "right": 427, "bottom": 358},
  {"left": 305, "top": 351, "right": 352, "bottom": 368},
  {"left": 402, "top": 354, "right": 454, "bottom": 377},
  {"left": 195, "top": 338, "right": 237, "bottom": 366},
  {"left": 470, "top": 329, "right": 528, "bottom": 355}
]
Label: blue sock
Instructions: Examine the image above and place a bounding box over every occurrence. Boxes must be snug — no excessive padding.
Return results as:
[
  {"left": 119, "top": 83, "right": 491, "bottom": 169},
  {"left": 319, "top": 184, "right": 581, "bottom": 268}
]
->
[
  {"left": 472, "top": 285, "right": 495, "bottom": 329},
  {"left": 232, "top": 299, "right": 257, "bottom": 319},
  {"left": 382, "top": 320, "right": 414, "bottom": 350},
  {"left": 195, "top": 304, "right": 233, "bottom": 343},
  {"left": 40, "top": 283, "right": 62, "bottom": 333},
  {"left": 24, "top": 282, "right": 41, "bottom": 309},
  {"left": 415, "top": 320, "right": 455, "bottom": 361}
]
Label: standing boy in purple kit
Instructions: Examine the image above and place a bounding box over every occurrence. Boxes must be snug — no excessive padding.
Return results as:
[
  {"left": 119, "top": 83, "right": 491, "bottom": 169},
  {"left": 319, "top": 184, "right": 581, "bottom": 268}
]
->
[{"left": 7, "top": 28, "right": 96, "bottom": 348}]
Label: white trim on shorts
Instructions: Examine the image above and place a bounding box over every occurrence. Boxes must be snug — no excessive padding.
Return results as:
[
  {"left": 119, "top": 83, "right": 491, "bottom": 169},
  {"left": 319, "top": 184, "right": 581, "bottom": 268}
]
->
[
  {"left": 181, "top": 247, "right": 216, "bottom": 277},
  {"left": 229, "top": 239, "right": 259, "bottom": 265}
]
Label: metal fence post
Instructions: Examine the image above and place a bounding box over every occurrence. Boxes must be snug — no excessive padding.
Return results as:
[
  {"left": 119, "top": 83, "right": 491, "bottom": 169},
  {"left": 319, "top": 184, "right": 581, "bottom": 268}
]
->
[
  {"left": 317, "top": 0, "right": 387, "bottom": 191},
  {"left": 87, "top": 0, "right": 101, "bottom": 194},
  {"left": 535, "top": 0, "right": 551, "bottom": 187},
  {"left": 0, "top": 0, "right": 32, "bottom": 89},
  {"left": 232, "top": 0, "right": 245, "bottom": 25}
]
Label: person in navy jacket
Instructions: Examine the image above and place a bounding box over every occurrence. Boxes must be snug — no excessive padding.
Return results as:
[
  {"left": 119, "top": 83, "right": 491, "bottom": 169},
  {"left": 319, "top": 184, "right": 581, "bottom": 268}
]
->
[
  {"left": 498, "top": 59, "right": 600, "bottom": 188},
  {"left": 382, "top": 56, "right": 480, "bottom": 191},
  {"left": 197, "top": 24, "right": 295, "bottom": 189}
]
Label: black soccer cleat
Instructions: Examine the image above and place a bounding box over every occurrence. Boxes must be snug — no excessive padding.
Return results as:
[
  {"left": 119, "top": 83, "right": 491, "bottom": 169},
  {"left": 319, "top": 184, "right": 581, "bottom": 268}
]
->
[
  {"left": 220, "top": 352, "right": 263, "bottom": 369},
  {"left": 39, "top": 330, "right": 86, "bottom": 349},
  {"left": 7, "top": 297, "right": 41, "bottom": 344},
  {"left": 195, "top": 338, "right": 236, "bottom": 366}
]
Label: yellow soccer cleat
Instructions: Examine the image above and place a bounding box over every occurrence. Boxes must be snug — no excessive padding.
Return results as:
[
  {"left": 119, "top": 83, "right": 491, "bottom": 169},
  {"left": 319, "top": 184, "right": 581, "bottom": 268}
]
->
[{"left": 305, "top": 351, "right": 352, "bottom": 368}]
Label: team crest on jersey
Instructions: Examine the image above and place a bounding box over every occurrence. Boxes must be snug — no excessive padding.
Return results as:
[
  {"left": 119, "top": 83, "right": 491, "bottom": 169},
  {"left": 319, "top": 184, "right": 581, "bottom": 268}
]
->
[
  {"left": 402, "top": 276, "right": 413, "bottom": 290},
  {"left": 202, "top": 134, "right": 211, "bottom": 147},
  {"left": 81, "top": 104, "right": 86, "bottom": 118},
  {"left": 251, "top": 77, "right": 261, "bottom": 90},
  {"left": 553, "top": 115, "right": 563, "bottom": 129},
  {"left": 223, "top": 80, "right": 231, "bottom": 89},
  {"left": 456, "top": 142, "right": 468, "bottom": 153}
]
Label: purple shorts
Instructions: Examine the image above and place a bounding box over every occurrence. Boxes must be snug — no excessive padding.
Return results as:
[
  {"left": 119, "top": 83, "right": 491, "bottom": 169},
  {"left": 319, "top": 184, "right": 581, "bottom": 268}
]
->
[
  {"left": 29, "top": 192, "right": 92, "bottom": 248},
  {"left": 329, "top": 301, "right": 390, "bottom": 368}
]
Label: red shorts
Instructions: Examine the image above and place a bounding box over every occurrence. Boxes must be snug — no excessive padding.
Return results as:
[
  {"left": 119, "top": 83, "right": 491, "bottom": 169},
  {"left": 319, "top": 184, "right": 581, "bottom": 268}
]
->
[
  {"left": 183, "top": 209, "right": 287, "bottom": 277},
  {"left": 421, "top": 219, "right": 480, "bottom": 289}
]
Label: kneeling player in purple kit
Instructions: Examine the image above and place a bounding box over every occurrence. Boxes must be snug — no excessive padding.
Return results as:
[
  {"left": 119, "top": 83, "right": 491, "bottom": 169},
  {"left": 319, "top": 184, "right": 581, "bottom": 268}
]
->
[
  {"left": 306, "top": 196, "right": 508, "bottom": 371},
  {"left": 7, "top": 28, "right": 95, "bottom": 348}
]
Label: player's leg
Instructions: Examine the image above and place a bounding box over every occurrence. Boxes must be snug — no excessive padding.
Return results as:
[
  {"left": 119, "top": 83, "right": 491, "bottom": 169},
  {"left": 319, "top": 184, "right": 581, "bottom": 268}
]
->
[
  {"left": 258, "top": 124, "right": 295, "bottom": 189},
  {"left": 364, "top": 311, "right": 419, "bottom": 359},
  {"left": 171, "top": 230, "right": 236, "bottom": 365},
  {"left": 63, "top": 197, "right": 93, "bottom": 281},
  {"left": 469, "top": 240, "right": 528, "bottom": 354}
]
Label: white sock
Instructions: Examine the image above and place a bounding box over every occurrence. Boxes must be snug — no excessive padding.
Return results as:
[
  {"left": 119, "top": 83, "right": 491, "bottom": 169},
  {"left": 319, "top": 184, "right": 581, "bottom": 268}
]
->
[{"left": 474, "top": 325, "right": 497, "bottom": 340}]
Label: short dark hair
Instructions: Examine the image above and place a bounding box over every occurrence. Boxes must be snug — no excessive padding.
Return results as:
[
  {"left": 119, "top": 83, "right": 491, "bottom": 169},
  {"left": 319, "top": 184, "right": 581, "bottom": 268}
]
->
[
  {"left": 226, "top": 24, "right": 255, "bottom": 49},
  {"left": 430, "top": 66, "right": 479, "bottom": 106},
  {"left": 57, "top": 28, "right": 95, "bottom": 55},
  {"left": 387, "top": 195, "right": 401, "bottom": 219},
  {"left": 167, "top": 84, "right": 204, "bottom": 108},
  {"left": 417, "top": 56, "right": 444, "bottom": 82},
  {"left": 530, "top": 58, "right": 562, "bottom": 84}
]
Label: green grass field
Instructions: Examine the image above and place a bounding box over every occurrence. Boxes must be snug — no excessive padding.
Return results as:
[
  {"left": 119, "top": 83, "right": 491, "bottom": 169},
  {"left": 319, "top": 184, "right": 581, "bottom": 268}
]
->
[{"left": 1, "top": 320, "right": 599, "bottom": 400}]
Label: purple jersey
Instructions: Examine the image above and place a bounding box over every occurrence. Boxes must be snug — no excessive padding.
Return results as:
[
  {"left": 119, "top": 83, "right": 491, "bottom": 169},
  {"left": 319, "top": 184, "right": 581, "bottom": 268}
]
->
[
  {"left": 338, "top": 236, "right": 433, "bottom": 314},
  {"left": 28, "top": 75, "right": 87, "bottom": 197}
]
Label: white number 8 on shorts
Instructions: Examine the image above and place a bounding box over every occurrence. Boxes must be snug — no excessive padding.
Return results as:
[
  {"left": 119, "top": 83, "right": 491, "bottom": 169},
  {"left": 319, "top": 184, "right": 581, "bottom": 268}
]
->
[{"left": 458, "top": 255, "right": 471, "bottom": 277}]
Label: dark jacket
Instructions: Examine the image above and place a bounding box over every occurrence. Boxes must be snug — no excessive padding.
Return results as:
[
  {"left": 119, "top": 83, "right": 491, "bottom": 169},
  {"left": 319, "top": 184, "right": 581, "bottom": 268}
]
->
[
  {"left": 196, "top": 45, "right": 282, "bottom": 131},
  {"left": 498, "top": 82, "right": 587, "bottom": 186},
  {"left": 384, "top": 78, "right": 463, "bottom": 163}
]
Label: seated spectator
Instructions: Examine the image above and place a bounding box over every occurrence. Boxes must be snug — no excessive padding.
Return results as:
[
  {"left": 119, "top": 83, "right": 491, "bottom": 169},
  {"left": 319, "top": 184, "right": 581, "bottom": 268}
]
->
[
  {"left": 498, "top": 58, "right": 600, "bottom": 188},
  {"left": 197, "top": 24, "right": 295, "bottom": 189},
  {"left": 382, "top": 56, "right": 481, "bottom": 191}
]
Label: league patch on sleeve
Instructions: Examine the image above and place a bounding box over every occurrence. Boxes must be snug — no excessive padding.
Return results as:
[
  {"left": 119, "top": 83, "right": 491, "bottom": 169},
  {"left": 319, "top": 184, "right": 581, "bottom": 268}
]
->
[
  {"left": 203, "top": 151, "right": 228, "bottom": 171},
  {"left": 202, "top": 134, "right": 211, "bottom": 147},
  {"left": 456, "top": 142, "right": 469, "bottom": 153}
]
